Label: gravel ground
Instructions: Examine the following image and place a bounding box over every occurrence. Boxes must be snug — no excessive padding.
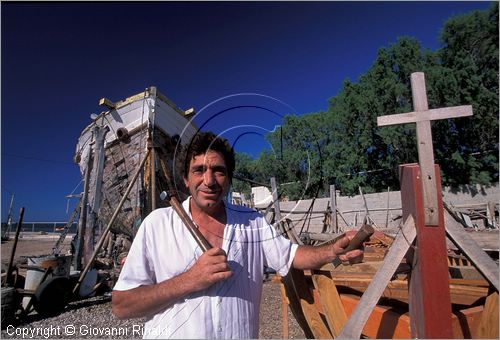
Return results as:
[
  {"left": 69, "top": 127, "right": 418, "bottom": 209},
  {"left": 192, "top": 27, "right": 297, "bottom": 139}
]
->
[
  {"left": 2, "top": 236, "right": 305, "bottom": 339},
  {"left": 2, "top": 280, "right": 304, "bottom": 339}
]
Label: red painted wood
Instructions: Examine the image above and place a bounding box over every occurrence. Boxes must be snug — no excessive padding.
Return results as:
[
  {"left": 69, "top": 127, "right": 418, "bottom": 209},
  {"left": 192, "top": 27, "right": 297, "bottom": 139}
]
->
[{"left": 400, "top": 163, "right": 454, "bottom": 338}]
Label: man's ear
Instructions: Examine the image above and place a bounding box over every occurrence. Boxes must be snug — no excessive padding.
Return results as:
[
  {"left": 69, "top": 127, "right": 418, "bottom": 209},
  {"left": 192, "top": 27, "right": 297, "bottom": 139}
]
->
[{"left": 183, "top": 176, "right": 189, "bottom": 188}]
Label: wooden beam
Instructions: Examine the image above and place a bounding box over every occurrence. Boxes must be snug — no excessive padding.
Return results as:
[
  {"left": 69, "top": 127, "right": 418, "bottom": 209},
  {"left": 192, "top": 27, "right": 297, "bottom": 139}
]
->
[
  {"left": 337, "top": 215, "right": 416, "bottom": 339},
  {"left": 312, "top": 266, "right": 348, "bottom": 337},
  {"left": 401, "top": 163, "right": 454, "bottom": 338},
  {"left": 444, "top": 204, "right": 499, "bottom": 291},
  {"left": 377, "top": 105, "right": 472, "bottom": 126},
  {"left": 411, "top": 73, "right": 440, "bottom": 226}
]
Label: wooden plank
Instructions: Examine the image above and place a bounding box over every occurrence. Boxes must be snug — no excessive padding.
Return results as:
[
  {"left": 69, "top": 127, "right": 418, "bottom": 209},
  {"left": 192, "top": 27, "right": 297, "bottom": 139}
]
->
[
  {"left": 337, "top": 215, "right": 416, "bottom": 339},
  {"left": 331, "top": 276, "right": 488, "bottom": 306},
  {"left": 312, "top": 266, "right": 348, "bottom": 337},
  {"left": 476, "top": 290, "right": 499, "bottom": 338},
  {"left": 286, "top": 269, "right": 333, "bottom": 338},
  {"left": 453, "top": 305, "right": 484, "bottom": 338},
  {"left": 444, "top": 206, "right": 500, "bottom": 291},
  {"left": 284, "top": 219, "right": 348, "bottom": 337},
  {"left": 376, "top": 105, "right": 473, "bottom": 126},
  {"left": 272, "top": 276, "right": 290, "bottom": 339}
]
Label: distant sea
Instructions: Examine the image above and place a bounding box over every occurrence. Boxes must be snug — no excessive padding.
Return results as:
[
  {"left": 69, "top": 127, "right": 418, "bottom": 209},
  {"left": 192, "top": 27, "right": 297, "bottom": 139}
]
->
[{"left": 1, "top": 222, "right": 77, "bottom": 234}]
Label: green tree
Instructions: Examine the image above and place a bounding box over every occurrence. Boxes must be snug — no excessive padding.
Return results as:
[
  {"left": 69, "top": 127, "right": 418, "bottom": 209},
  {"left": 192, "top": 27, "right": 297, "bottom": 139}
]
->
[
  {"left": 432, "top": 3, "right": 499, "bottom": 185},
  {"left": 234, "top": 4, "right": 498, "bottom": 198}
]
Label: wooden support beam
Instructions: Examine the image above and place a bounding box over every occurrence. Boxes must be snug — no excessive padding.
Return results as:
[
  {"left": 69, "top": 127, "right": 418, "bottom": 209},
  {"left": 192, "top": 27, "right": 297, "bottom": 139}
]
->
[
  {"left": 337, "top": 215, "right": 415, "bottom": 339},
  {"left": 401, "top": 164, "right": 454, "bottom": 338}
]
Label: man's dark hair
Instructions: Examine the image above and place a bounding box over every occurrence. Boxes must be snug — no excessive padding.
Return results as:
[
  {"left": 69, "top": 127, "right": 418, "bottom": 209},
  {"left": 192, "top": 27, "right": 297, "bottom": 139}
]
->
[{"left": 183, "top": 131, "right": 235, "bottom": 181}]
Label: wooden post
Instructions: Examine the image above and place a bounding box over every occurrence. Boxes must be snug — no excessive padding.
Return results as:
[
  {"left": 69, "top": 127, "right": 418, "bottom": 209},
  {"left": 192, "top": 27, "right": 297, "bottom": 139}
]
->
[
  {"left": 330, "top": 185, "right": 337, "bottom": 233},
  {"left": 74, "top": 143, "right": 92, "bottom": 270},
  {"left": 270, "top": 177, "right": 282, "bottom": 224},
  {"left": 6, "top": 207, "right": 25, "bottom": 286},
  {"left": 385, "top": 187, "right": 390, "bottom": 228},
  {"left": 401, "top": 164, "right": 453, "bottom": 338}
]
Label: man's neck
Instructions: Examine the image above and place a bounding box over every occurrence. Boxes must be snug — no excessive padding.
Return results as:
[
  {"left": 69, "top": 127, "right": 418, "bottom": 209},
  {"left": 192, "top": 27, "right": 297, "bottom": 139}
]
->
[{"left": 189, "top": 198, "right": 227, "bottom": 225}]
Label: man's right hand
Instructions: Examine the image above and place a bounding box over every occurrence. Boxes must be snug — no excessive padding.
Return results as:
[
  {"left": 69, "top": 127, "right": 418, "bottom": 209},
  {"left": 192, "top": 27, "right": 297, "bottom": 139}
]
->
[{"left": 185, "top": 247, "right": 232, "bottom": 291}]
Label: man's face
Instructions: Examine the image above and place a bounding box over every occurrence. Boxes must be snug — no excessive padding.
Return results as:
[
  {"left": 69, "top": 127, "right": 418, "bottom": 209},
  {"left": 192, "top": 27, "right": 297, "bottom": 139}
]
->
[{"left": 184, "top": 150, "right": 230, "bottom": 212}]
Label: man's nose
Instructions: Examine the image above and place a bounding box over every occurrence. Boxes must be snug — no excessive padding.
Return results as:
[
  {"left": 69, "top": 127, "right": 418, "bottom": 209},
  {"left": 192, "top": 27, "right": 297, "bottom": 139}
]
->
[{"left": 203, "top": 170, "right": 216, "bottom": 186}]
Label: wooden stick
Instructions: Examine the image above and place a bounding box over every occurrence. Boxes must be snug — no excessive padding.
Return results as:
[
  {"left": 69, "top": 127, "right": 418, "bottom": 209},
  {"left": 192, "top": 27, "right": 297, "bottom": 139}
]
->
[
  {"left": 6, "top": 207, "right": 25, "bottom": 286},
  {"left": 73, "top": 148, "right": 151, "bottom": 294}
]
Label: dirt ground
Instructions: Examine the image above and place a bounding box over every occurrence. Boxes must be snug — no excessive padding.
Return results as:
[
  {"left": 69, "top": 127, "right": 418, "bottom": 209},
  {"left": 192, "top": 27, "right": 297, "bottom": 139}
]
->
[{"left": 1, "top": 234, "right": 305, "bottom": 339}]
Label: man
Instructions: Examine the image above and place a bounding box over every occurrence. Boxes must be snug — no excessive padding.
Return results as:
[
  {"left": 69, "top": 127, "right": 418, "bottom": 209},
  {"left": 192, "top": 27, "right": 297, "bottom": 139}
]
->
[{"left": 112, "top": 131, "right": 363, "bottom": 339}]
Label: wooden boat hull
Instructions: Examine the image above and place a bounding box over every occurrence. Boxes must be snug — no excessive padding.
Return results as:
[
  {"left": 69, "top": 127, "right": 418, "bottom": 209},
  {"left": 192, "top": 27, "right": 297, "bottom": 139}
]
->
[
  {"left": 276, "top": 268, "right": 496, "bottom": 339},
  {"left": 74, "top": 87, "right": 196, "bottom": 239},
  {"left": 275, "top": 228, "right": 497, "bottom": 339}
]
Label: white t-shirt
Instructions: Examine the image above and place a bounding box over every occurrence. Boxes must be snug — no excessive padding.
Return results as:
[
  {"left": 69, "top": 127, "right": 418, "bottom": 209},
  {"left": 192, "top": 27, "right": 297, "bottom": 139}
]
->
[{"left": 114, "top": 197, "right": 298, "bottom": 339}]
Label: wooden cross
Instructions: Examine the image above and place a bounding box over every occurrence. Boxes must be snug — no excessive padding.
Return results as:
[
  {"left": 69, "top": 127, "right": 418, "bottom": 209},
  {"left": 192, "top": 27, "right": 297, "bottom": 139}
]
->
[{"left": 377, "top": 72, "right": 473, "bottom": 225}]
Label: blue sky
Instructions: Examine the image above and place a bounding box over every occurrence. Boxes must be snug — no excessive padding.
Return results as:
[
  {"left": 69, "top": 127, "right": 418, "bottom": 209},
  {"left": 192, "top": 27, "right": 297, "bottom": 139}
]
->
[{"left": 1, "top": 1, "right": 493, "bottom": 221}]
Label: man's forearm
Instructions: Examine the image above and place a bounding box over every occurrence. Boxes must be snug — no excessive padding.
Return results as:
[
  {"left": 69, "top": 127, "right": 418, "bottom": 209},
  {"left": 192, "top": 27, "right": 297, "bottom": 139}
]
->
[
  {"left": 292, "top": 235, "right": 363, "bottom": 270},
  {"left": 112, "top": 272, "right": 195, "bottom": 319},
  {"left": 292, "top": 244, "right": 337, "bottom": 270}
]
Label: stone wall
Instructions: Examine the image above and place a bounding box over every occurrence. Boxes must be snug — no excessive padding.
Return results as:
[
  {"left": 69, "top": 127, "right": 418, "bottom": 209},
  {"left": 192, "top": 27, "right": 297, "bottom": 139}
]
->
[{"left": 278, "top": 183, "right": 499, "bottom": 234}]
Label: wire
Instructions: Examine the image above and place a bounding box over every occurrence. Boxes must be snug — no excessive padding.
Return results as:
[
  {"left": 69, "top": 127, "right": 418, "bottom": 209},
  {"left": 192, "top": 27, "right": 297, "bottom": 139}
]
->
[{"left": 2, "top": 153, "right": 75, "bottom": 165}]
